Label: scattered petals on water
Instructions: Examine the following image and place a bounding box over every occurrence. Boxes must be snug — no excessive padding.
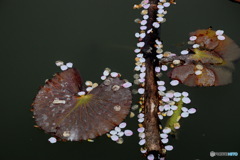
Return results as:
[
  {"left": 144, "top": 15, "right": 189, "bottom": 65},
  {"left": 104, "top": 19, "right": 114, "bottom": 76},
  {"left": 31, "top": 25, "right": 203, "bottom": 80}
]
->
[
  {"left": 117, "top": 131, "right": 124, "bottom": 137},
  {"left": 162, "top": 97, "right": 170, "bottom": 102},
  {"left": 165, "top": 145, "right": 174, "bottom": 151},
  {"left": 119, "top": 122, "right": 127, "bottom": 128},
  {"left": 103, "top": 70, "right": 110, "bottom": 76},
  {"left": 170, "top": 105, "right": 178, "bottom": 110},
  {"left": 158, "top": 114, "right": 163, "bottom": 120},
  {"left": 135, "top": 32, "right": 140, "bottom": 38},
  {"left": 138, "top": 113, "right": 144, "bottom": 119},
  {"left": 140, "top": 26, "right": 147, "bottom": 30},
  {"left": 85, "top": 81, "right": 93, "bottom": 86},
  {"left": 163, "top": 2, "right": 170, "bottom": 7},
  {"left": 188, "top": 108, "right": 197, "bottom": 114},
  {"left": 48, "top": 137, "right": 57, "bottom": 144},
  {"left": 181, "top": 107, "right": 188, "bottom": 112},
  {"left": 77, "top": 91, "right": 86, "bottom": 96},
  {"left": 157, "top": 16, "right": 164, "bottom": 22},
  {"left": 174, "top": 123, "right": 180, "bottom": 129},
  {"left": 160, "top": 133, "right": 168, "bottom": 139},
  {"left": 155, "top": 66, "right": 161, "bottom": 72},
  {"left": 153, "top": 22, "right": 160, "bottom": 28},
  {"left": 138, "top": 88, "right": 145, "bottom": 94},
  {"left": 181, "top": 112, "right": 189, "bottom": 118},
  {"left": 181, "top": 50, "right": 189, "bottom": 55},
  {"left": 140, "top": 33, "right": 146, "bottom": 38},
  {"left": 156, "top": 54, "right": 163, "bottom": 59},
  {"left": 170, "top": 80, "right": 179, "bottom": 86},
  {"left": 124, "top": 130, "right": 133, "bottom": 136},
  {"left": 55, "top": 60, "right": 64, "bottom": 66},
  {"left": 189, "top": 36, "right": 197, "bottom": 41},
  {"left": 161, "top": 138, "right": 169, "bottom": 144},
  {"left": 139, "top": 132, "right": 146, "bottom": 139},
  {"left": 66, "top": 62, "right": 73, "bottom": 68},
  {"left": 138, "top": 118, "right": 144, "bottom": 123},
  {"left": 143, "top": 15, "right": 149, "bottom": 19},
  {"left": 137, "top": 42, "right": 145, "bottom": 47},
  {"left": 86, "top": 87, "right": 93, "bottom": 92},
  {"left": 111, "top": 135, "right": 119, "bottom": 141},
  {"left": 137, "top": 127, "right": 145, "bottom": 133},
  {"left": 111, "top": 72, "right": 118, "bottom": 77},
  {"left": 147, "top": 154, "right": 154, "bottom": 160},
  {"left": 174, "top": 92, "right": 181, "bottom": 97},
  {"left": 134, "top": 48, "right": 141, "bottom": 53},
  {"left": 216, "top": 30, "right": 224, "bottom": 36},
  {"left": 161, "top": 65, "right": 168, "bottom": 71},
  {"left": 195, "top": 70, "right": 202, "bottom": 75},
  {"left": 157, "top": 81, "right": 165, "bottom": 86},
  {"left": 173, "top": 97, "right": 181, "bottom": 102},
  {"left": 182, "top": 97, "right": 191, "bottom": 104},
  {"left": 60, "top": 65, "right": 68, "bottom": 71},
  {"left": 141, "top": 20, "right": 147, "bottom": 25},
  {"left": 143, "top": 3, "right": 150, "bottom": 9},
  {"left": 140, "top": 73, "right": 146, "bottom": 78},
  {"left": 166, "top": 92, "right": 174, "bottom": 98},
  {"left": 122, "top": 82, "right": 132, "bottom": 88},
  {"left": 217, "top": 35, "right": 225, "bottom": 40},
  {"left": 173, "top": 59, "right": 180, "bottom": 65},
  {"left": 101, "top": 76, "right": 106, "bottom": 80},
  {"left": 141, "top": 148, "right": 147, "bottom": 153},
  {"left": 116, "top": 138, "right": 124, "bottom": 144},
  {"left": 140, "top": 66, "right": 146, "bottom": 72},
  {"left": 182, "top": 91, "right": 189, "bottom": 97},
  {"left": 167, "top": 110, "right": 173, "bottom": 116},
  {"left": 164, "top": 105, "right": 170, "bottom": 111},
  {"left": 110, "top": 130, "right": 117, "bottom": 135},
  {"left": 193, "top": 44, "right": 200, "bottom": 48},
  {"left": 159, "top": 105, "right": 164, "bottom": 112},
  {"left": 115, "top": 127, "right": 121, "bottom": 132},
  {"left": 135, "top": 65, "right": 141, "bottom": 71},
  {"left": 158, "top": 86, "right": 166, "bottom": 91},
  {"left": 163, "top": 127, "right": 171, "bottom": 134},
  {"left": 139, "top": 139, "right": 146, "bottom": 145}
]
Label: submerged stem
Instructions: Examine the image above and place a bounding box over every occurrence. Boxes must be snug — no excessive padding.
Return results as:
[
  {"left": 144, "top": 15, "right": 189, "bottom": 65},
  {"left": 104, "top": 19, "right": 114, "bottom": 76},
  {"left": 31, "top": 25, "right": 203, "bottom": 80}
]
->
[{"left": 165, "top": 97, "right": 183, "bottom": 135}]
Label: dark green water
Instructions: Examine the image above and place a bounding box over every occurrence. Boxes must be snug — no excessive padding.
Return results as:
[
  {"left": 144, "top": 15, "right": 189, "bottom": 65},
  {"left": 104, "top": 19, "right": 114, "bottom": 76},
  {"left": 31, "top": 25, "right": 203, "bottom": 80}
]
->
[{"left": 0, "top": 0, "right": 239, "bottom": 160}]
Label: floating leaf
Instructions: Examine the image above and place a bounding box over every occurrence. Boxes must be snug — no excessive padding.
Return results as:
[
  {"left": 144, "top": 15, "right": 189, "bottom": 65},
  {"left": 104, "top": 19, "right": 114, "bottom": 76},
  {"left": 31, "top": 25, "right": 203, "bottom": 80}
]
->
[
  {"left": 169, "top": 29, "right": 240, "bottom": 86},
  {"left": 165, "top": 97, "right": 183, "bottom": 136},
  {"left": 32, "top": 68, "right": 132, "bottom": 141},
  {"left": 169, "top": 64, "right": 233, "bottom": 86},
  {"left": 190, "top": 29, "right": 240, "bottom": 68},
  {"left": 188, "top": 49, "right": 223, "bottom": 64}
]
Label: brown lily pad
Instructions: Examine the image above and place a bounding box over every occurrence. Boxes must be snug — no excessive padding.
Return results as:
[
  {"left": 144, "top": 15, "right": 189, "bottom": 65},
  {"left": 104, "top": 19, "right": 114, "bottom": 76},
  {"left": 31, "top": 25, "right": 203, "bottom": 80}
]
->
[
  {"left": 32, "top": 68, "right": 132, "bottom": 141},
  {"left": 169, "top": 64, "right": 232, "bottom": 87},
  {"left": 169, "top": 29, "right": 240, "bottom": 87},
  {"left": 190, "top": 29, "right": 240, "bottom": 65}
]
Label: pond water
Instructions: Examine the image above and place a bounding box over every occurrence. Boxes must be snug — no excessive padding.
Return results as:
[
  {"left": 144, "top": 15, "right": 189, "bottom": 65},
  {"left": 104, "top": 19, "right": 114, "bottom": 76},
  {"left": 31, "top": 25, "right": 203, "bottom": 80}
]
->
[{"left": 0, "top": 0, "right": 239, "bottom": 160}]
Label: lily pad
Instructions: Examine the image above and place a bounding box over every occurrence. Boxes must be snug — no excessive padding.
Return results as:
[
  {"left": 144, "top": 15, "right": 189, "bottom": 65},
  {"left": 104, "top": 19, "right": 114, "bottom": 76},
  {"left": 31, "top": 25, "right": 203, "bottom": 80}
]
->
[
  {"left": 32, "top": 68, "right": 132, "bottom": 141},
  {"left": 169, "top": 29, "right": 240, "bottom": 87}
]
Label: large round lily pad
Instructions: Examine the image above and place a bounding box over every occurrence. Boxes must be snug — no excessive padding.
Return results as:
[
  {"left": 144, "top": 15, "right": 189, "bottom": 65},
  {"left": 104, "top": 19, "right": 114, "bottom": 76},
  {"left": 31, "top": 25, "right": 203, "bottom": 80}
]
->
[{"left": 32, "top": 68, "right": 132, "bottom": 141}]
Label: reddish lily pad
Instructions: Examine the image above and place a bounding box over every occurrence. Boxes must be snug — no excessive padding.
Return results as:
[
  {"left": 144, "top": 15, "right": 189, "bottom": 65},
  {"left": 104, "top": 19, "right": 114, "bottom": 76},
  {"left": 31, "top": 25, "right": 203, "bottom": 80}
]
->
[
  {"left": 32, "top": 68, "right": 132, "bottom": 141},
  {"left": 190, "top": 29, "right": 240, "bottom": 65},
  {"left": 169, "top": 64, "right": 233, "bottom": 86},
  {"left": 169, "top": 29, "right": 240, "bottom": 87}
]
